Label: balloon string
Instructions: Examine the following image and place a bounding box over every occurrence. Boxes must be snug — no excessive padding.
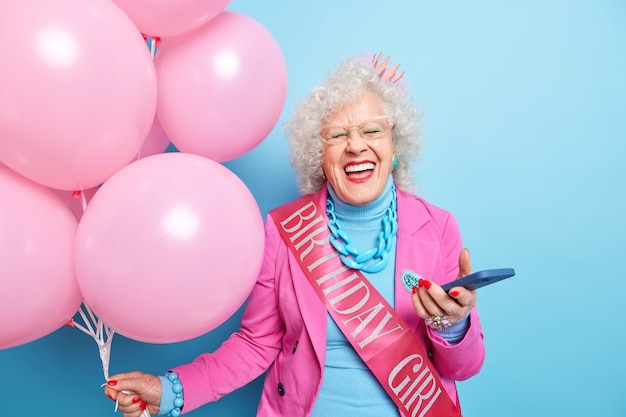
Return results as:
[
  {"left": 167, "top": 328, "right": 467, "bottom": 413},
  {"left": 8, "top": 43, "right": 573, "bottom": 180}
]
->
[
  {"left": 71, "top": 302, "right": 114, "bottom": 380},
  {"left": 70, "top": 303, "right": 151, "bottom": 416},
  {"left": 71, "top": 190, "right": 88, "bottom": 212},
  {"left": 79, "top": 190, "right": 87, "bottom": 212},
  {"left": 76, "top": 304, "right": 96, "bottom": 335}
]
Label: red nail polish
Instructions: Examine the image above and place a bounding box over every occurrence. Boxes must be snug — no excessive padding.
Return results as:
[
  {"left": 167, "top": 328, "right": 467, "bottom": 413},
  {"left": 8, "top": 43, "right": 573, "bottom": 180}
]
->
[
  {"left": 450, "top": 290, "right": 460, "bottom": 297},
  {"left": 423, "top": 280, "right": 432, "bottom": 290},
  {"left": 132, "top": 397, "right": 141, "bottom": 404},
  {"left": 107, "top": 380, "right": 118, "bottom": 386},
  {"left": 412, "top": 286, "right": 418, "bottom": 294},
  {"left": 108, "top": 395, "right": 114, "bottom": 401},
  {"left": 140, "top": 401, "right": 147, "bottom": 411},
  {"left": 418, "top": 279, "right": 424, "bottom": 288}
]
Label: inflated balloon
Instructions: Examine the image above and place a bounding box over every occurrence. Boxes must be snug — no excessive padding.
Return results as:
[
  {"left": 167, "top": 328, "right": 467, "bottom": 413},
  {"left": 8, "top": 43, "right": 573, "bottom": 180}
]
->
[
  {"left": 75, "top": 153, "right": 265, "bottom": 343},
  {"left": 111, "top": 0, "right": 231, "bottom": 38},
  {"left": 155, "top": 11, "right": 288, "bottom": 162},
  {"left": 0, "top": 0, "right": 157, "bottom": 190},
  {"left": 0, "top": 164, "right": 81, "bottom": 349},
  {"left": 135, "top": 115, "right": 171, "bottom": 160}
]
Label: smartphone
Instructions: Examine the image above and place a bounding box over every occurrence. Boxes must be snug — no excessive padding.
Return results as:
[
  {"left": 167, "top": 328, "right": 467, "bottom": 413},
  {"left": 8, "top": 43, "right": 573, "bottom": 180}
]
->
[{"left": 440, "top": 268, "right": 515, "bottom": 292}]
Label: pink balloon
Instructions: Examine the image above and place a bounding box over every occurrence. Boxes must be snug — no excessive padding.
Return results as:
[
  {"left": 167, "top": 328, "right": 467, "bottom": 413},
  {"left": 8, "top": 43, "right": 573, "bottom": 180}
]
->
[
  {"left": 0, "top": 0, "right": 157, "bottom": 191},
  {"left": 135, "top": 115, "right": 171, "bottom": 160},
  {"left": 0, "top": 164, "right": 81, "bottom": 349},
  {"left": 155, "top": 11, "right": 288, "bottom": 162},
  {"left": 111, "top": 0, "right": 231, "bottom": 38},
  {"left": 75, "top": 153, "right": 265, "bottom": 343}
]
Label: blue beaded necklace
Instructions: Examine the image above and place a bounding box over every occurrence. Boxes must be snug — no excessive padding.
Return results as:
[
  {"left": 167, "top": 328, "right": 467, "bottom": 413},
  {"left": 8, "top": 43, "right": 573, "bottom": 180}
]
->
[{"left": 326, "top": 185, "right": 398, "bottom": 273}]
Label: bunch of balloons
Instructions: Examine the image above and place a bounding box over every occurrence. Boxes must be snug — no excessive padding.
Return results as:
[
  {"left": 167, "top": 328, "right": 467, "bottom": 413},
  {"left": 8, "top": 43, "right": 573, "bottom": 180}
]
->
[{"left": 0, "top": 0, "right": 287, "bottom": 348}]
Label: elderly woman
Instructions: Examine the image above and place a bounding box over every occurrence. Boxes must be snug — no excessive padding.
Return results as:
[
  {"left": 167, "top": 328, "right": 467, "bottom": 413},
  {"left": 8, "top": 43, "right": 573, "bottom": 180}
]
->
[{"left": 105, "top": 54, "right": 485, "bottom": 417}]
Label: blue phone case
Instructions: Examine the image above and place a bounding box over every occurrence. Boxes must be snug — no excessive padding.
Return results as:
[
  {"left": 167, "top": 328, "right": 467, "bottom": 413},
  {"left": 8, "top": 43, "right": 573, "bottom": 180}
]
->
[{"left": 440, "top": 268, "right": 516, "bottom": 292}]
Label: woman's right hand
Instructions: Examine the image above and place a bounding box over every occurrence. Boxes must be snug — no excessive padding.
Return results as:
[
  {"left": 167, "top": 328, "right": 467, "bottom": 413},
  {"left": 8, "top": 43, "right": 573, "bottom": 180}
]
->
[{"left": 103, "top": 371, "right": 162, "bottom": 417}]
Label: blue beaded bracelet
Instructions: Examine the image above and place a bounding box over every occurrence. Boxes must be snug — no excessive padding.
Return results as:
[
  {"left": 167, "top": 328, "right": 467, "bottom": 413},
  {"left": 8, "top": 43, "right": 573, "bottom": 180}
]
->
[{"left": 166, "top": 372, "right": 184, "bottom": 417}]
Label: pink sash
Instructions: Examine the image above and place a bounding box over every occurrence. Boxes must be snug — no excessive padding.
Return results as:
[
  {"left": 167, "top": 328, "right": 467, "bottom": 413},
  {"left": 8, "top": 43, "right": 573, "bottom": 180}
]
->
[{"left": 271, "top": 195, "right": 462, "bottom": 417}]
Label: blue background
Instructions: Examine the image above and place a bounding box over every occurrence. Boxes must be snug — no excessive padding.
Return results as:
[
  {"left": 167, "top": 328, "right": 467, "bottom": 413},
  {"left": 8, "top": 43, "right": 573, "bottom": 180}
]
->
[{"left": 2, "top": 1, "right": 625, "bottom": 416}]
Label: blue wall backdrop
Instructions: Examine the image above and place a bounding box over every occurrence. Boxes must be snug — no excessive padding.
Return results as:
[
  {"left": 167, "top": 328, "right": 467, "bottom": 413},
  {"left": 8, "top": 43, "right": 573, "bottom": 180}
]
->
[{"left": 2, "top": 1, "right": 625, "bottom": 416}]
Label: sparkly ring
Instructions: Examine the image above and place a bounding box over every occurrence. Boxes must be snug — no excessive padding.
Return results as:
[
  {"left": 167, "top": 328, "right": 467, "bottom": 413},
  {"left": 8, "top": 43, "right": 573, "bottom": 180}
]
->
[{"left": 425, "top": 315, "right": 452, "bottom": 331}]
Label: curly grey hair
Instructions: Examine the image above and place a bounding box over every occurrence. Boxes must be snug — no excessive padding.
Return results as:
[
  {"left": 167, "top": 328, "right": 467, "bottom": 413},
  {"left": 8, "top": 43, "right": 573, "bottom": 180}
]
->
[{"left": 285, "top": 54, "right": 421, "bottom": 195}]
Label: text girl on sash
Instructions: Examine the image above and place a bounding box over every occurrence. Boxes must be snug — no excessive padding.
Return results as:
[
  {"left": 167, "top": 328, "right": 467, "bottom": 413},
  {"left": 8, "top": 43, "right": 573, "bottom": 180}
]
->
[{"left": 104, "top": 53, "right": 485, "bottom": 417}]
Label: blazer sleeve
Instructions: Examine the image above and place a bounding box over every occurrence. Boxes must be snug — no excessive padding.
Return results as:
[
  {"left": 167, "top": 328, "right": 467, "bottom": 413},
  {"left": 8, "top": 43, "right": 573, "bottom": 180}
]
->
[
  {"left": 427, "top": 211, "right": 486, "bottom": 381},
  {"left": 171, "top": 215, "right": 286, "bottom": 413}
]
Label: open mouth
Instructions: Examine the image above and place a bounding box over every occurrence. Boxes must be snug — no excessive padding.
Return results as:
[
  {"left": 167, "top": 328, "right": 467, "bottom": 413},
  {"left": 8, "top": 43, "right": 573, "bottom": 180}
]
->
[{"left": 344, "top": 162, "right": 375, "bottom": 179}]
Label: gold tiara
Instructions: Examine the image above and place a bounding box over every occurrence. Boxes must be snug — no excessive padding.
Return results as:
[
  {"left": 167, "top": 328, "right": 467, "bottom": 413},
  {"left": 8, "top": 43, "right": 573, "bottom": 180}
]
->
[{"left": 372, "top": 52, "right": 405, "bottom": 83}]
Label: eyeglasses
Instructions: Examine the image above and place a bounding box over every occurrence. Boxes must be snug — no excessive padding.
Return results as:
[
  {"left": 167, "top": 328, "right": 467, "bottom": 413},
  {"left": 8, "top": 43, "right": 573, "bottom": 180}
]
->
[{"left": 319, "top": 116, "right": 394, "bottom": 144}]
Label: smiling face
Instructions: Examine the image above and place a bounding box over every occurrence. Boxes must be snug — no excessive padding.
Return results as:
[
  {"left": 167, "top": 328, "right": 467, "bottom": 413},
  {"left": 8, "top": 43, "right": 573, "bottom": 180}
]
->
[{"left": 321, "top": 91, "right": 395, "bottom": 206}]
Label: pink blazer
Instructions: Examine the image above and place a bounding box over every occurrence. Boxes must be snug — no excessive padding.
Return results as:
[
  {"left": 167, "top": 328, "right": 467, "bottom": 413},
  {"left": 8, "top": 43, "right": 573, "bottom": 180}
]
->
[{"left": 174, "top": 188, "right": 485, "bottom": 416}]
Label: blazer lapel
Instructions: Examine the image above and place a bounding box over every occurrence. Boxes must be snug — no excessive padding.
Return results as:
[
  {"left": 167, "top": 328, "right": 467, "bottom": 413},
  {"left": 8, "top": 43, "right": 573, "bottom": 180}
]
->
[
  {"left": 289, "top": 190, "right": 329, "bottom": 367},
  {"left": 394, "top": 189, "right": 437, "bottom": 330}
]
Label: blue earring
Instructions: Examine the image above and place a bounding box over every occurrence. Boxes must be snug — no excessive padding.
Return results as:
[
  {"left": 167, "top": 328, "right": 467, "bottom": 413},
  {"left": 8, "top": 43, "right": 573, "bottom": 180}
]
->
[{"left": 392, "top": 155, "right": 398, "bottom": 170}]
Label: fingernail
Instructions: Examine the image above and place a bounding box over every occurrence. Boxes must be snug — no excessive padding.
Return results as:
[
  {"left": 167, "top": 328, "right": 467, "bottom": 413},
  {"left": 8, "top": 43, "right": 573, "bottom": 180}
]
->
[
  {"left": 140, "top": 401, "right": 147, "bottom": 411},
  {"left": 412, "top": 286, "right": 418, "bottom": 294},
  {"left": 108, "top": 395, "right": 114, "bottom": 401},
  {"left": 418, "top": 279, "right": 424, "bottom": 288},
  {"left": 132, "top": 397, "right": 141, "bottom": 404},
  {"left": 423, "top": 280, "right": 432, "bottom": 290},
  {"left": 106, "top": 380, "right": 118, "bottom": 386},
  {"left": 450, "top": 290, "right": 460, "bottom": 297}
]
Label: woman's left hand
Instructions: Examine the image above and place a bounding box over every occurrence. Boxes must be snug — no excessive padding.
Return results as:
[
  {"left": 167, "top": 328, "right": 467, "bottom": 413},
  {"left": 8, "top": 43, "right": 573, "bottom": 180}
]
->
[
  {"left": 411, "top": 248, "right": 477, "bottom": 325},
  {"left": 103, "top": 371, "right": 161, "bottom": 417}
]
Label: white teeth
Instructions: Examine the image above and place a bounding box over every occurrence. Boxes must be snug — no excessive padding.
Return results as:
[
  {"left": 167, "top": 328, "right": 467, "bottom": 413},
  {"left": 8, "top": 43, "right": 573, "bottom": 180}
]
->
[{"left": 345, "top": 163, "right": 375, "bottom": 173}]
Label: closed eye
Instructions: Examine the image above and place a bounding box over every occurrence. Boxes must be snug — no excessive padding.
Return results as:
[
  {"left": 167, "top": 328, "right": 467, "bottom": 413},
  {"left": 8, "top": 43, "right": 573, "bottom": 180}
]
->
[{"left": 330, "top": 131, "right": 349, "bottom": 139}]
